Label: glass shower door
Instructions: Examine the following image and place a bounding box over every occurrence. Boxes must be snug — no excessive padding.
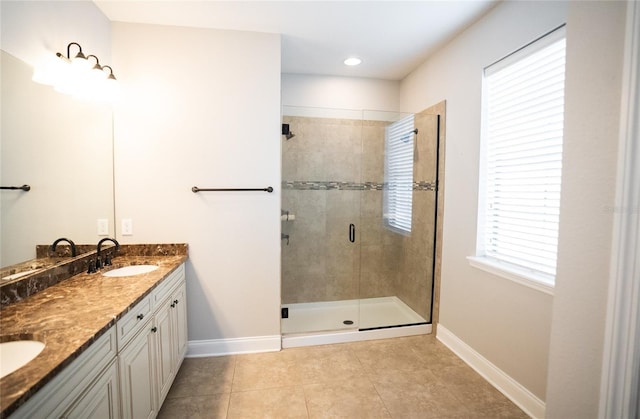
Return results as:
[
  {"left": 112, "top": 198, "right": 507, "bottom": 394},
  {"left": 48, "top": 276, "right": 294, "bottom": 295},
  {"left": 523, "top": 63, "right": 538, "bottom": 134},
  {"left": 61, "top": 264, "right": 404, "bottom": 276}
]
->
[
  {"left": 357, "top": 110, "right": 437, "bottom": 330},
  {"left": 280, "top": 106, "right": 363, "bottom": 334}
]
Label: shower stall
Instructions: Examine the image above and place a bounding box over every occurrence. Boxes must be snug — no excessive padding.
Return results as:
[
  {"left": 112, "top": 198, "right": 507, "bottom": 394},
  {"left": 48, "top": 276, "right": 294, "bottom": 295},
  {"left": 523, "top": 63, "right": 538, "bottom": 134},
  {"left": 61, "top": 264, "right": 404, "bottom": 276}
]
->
[{"left": 280, "top": 105, "right": 443, "bottom": 347}]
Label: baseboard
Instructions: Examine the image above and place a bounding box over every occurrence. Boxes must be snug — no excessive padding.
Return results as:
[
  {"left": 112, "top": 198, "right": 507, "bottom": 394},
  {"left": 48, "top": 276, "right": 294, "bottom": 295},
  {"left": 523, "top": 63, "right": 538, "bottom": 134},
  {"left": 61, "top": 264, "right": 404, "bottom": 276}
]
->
[
  {"left": 436, "top": 324, "right": 545, "bottom": 419},
  {"left": 186, "top": 335, "right": 281, "bottom": 357}
]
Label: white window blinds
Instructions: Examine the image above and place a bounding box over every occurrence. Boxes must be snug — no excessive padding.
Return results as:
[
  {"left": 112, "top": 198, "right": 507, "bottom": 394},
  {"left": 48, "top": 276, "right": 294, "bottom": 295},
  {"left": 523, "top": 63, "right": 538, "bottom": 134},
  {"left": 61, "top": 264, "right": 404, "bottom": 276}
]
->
[
  {"left": 384, "top": 114, "right": 415, "bottom": 235},
  {"left": 481, "top": 27, "right": 566, "bottom": 281}
]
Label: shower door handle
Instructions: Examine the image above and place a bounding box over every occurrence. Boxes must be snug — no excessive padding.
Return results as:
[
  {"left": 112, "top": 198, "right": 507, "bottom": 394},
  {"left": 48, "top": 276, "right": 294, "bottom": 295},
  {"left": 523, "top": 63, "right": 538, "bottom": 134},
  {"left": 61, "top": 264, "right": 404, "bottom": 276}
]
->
[{"left": 349, "top": 224, "right": 355, "bottom": 243}]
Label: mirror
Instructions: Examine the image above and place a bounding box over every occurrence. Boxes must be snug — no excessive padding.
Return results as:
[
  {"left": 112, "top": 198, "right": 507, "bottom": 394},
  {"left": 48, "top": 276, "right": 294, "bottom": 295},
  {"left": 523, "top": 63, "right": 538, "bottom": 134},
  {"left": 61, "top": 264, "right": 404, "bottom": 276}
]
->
[{"left": 0, "top": 50, "right": 115, "bottom": 268}]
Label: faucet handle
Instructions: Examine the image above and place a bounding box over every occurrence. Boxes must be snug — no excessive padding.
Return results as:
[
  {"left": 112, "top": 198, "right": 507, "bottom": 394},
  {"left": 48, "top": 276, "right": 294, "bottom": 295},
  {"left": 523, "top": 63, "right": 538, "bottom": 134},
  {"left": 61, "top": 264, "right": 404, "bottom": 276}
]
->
[
  {"left": 104, "top": 253, "right": 112, "bottom": 266},
  {"left": 87, "top": 260, "right": 97, "bottom": 274},
  {"left": 96, "top": 256, "right": 103, "bottom": 270}
]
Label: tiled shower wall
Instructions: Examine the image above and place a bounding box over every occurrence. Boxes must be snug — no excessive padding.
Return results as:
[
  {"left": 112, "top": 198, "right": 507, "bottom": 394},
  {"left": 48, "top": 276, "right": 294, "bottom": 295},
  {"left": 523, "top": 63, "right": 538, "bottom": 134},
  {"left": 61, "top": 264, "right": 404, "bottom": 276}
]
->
[{"left": 281, "top": 112, "right": 440, "bottom": 321}]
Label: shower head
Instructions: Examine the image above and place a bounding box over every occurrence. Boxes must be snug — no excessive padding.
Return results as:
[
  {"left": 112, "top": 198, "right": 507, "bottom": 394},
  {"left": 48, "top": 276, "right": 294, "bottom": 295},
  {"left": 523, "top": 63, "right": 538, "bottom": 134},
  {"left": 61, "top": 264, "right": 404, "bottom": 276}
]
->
[
  {"left": 282, "top": 123, "right": 295, "bottom": 140},
  {"left": 401, "top": 129, "right": 419, "bottom": 143}
]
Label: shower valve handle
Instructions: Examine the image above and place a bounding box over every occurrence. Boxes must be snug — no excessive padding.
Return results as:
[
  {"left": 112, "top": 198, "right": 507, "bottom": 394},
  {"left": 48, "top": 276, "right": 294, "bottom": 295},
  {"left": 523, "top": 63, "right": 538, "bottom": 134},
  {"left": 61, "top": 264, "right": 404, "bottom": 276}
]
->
[{"left": 349, "top": 224, "right": 355, "bottom": 243}]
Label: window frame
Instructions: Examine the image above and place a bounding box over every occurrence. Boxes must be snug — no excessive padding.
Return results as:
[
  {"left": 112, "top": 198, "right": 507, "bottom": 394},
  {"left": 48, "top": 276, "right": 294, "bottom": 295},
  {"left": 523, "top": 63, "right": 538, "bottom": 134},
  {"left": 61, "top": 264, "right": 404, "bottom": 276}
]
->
[{"left": 471, "top": 25, "right": 566, "bottom": 294}]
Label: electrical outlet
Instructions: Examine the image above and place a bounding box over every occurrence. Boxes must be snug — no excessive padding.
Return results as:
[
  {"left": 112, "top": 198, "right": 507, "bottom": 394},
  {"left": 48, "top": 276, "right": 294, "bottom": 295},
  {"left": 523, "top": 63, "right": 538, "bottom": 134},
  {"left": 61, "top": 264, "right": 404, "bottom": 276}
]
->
[
  {"left": 97, "top": 219, "right": 109, "bottom": 236},
  {"left": 122, "top": 218, "right": 133, "bottom": 236}
]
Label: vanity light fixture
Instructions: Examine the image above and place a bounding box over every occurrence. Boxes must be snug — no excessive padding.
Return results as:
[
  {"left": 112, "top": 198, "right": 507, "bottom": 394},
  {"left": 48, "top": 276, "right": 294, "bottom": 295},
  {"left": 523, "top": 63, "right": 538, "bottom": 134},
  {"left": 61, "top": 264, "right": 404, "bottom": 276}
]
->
[
  {"left": 32, "top": 42, "right": 119, "bottom": 103},
  {"left": 344, "top": 56, "right": 362, "bottom": 66}
]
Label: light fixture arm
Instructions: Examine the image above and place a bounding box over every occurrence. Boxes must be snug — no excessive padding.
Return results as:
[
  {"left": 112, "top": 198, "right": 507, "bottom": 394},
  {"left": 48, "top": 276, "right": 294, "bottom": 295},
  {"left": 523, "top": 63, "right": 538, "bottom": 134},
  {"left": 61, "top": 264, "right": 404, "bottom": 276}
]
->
[
  {"left": 66, "top": 42, "right": 86, "bottom": 60},
  {"left": 102, "top": 65, "right": 117, "bottom": 80},
  {"left": 87, "top": 54, "right": 103, "bottom": 71}
]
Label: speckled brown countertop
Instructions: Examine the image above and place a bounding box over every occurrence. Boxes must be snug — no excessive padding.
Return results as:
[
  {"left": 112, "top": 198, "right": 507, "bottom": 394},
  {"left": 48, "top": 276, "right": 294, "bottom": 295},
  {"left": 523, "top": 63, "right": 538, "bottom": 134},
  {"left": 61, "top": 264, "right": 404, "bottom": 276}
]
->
[{"left": 0, "top": 245, "right": 188, "bottom": 417}]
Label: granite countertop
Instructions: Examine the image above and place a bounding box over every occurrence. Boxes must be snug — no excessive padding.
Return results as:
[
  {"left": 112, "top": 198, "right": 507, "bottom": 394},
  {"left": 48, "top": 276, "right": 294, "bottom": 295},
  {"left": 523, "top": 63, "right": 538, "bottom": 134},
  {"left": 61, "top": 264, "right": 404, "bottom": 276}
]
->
[{"left": 0, "top": 250, "right": 188, "bottom": 417}]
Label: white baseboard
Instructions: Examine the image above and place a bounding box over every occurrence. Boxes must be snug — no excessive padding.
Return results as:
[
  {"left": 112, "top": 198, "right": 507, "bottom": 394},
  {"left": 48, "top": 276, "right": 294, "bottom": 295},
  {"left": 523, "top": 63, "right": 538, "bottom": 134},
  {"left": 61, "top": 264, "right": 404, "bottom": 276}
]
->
[
  {"left": 436, "top": 324, "right": 545, "bottom": 419},
  {"left": 186, "top": 335, "right": 281, "bottom": 357}
]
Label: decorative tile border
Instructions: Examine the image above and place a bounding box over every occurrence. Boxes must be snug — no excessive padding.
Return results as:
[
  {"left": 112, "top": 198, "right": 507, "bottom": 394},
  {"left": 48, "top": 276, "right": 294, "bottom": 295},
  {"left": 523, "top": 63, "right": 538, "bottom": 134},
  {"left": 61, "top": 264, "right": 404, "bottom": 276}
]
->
[
  {"left": 414, "top": 181, "right": 437, "bottom": 191},
  {"left": 282, "top": 180, "right": 436, "bottom": 191}
]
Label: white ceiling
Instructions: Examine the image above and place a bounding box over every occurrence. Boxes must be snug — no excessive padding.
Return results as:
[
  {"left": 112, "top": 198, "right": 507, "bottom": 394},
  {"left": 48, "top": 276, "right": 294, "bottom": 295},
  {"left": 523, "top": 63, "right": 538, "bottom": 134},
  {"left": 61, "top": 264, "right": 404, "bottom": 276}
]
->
[{"left": 94, "top": 0, "right": 498, "bottom": 81}]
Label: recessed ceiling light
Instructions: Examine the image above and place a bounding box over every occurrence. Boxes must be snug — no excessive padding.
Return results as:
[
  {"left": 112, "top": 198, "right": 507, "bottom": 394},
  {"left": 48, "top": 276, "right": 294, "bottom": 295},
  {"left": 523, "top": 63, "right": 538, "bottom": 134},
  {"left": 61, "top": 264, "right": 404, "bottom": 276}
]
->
[{"left": 344, "top": 57, "right": 362, "bottom": 66}]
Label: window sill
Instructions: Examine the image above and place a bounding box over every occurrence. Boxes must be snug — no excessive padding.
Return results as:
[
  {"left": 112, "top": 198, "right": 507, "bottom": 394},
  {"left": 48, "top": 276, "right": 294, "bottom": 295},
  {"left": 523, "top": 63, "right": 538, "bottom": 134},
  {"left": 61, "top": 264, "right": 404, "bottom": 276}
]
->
[{"left": 467, "top": 256, "right": 555, "bottom": 296}]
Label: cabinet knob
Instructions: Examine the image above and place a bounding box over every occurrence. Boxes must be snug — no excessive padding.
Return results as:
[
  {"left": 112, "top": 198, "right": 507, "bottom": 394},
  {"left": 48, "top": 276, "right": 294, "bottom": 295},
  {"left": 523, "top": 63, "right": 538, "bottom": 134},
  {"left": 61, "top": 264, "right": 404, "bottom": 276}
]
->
[
  {"left": 174, "top": 299, "right": 179, "bottom": 305},
  {"left": 137, "top": 314, "right": 144, "bottom": 320},
  {"left": 171, "top": 303, "right": 176, "bottom": 308},
  {"left": 151, "top": 326, "right": 157, "bottom": 333}
]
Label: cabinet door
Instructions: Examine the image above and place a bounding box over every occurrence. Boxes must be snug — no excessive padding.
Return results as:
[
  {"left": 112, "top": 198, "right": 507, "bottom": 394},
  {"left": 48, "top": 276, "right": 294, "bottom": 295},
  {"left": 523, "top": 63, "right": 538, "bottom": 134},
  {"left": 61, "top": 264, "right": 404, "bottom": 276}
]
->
[
  {"left": 119, "top": 325, "right": 156, "bottom": 419},
  {"left": 171, "top": 282, "right": 188, "bottom": 367},
  {"left": 154, "top": 298, "right": 174, "bottom": 406},
  {"left": 64, "top": 360, "right": 121, "bottom": 419}
]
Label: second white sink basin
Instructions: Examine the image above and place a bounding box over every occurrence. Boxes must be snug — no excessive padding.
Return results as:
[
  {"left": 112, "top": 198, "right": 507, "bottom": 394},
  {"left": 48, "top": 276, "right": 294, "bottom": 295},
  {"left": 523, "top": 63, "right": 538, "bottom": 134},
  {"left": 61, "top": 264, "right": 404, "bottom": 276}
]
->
[
  {"left": 0, "top": 340, "right": 45, "bottom": 378},
  {"left": 103, "top": 265, "right": 159, "bottom": 277}
]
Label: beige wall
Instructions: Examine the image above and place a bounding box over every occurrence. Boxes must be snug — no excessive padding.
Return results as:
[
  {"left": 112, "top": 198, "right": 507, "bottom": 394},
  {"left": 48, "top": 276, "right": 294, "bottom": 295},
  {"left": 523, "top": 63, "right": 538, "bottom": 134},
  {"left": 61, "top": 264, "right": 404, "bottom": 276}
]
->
[
  {"left": 0, "top": 1, "right": 111, "bottom": 66},
  {"left": 545, "top": 2, "right": 627, "bottom": 416},
  {"left": 112, "top": 22, "right": 282, "bottom": 343},
  {"left": 282, "top": 74, "right": 400, "bottom": 112}
]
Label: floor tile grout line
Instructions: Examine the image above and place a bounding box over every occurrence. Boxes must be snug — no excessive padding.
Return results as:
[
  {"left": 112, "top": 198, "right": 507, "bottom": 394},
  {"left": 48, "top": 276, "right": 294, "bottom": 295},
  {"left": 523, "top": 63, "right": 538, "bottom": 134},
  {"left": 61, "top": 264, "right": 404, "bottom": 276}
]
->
[
  {"left": 300, "top": 382, "right": 312, "bottom": 419},
  {"left": 367, "top": 372, "right": 395, "bottom": 418},
  {"left": 225, "top": 356, "right": 238, "bottom": 418}
]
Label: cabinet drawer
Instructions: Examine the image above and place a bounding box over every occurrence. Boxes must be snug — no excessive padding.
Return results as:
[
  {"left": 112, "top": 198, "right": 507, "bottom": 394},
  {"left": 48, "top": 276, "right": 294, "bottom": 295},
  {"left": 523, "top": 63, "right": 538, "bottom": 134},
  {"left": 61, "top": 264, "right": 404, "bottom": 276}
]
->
[
  {"left": 117, "top": 296, "right": 152, "bottom": 350},
  {"left": 151, "top": 264, "right": 184, "bottom": 309}
]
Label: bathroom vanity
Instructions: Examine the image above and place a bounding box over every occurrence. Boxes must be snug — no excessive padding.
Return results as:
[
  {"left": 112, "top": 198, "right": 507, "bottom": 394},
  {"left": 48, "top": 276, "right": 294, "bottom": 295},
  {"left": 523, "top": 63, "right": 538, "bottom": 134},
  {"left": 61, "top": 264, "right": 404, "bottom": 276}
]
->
[{"left": 0, "top": 244, "right": 188, "bottom": 418}]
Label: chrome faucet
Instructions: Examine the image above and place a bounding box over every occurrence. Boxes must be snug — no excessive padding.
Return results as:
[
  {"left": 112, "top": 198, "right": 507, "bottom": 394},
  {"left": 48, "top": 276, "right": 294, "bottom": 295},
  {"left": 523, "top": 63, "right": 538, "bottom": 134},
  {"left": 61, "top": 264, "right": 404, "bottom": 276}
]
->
[
  {"left": 50, "top": 237, "right": 77, "bottom": 257},
  {"left": 96, "top": 237, "right": 120, "bottom": 269}
]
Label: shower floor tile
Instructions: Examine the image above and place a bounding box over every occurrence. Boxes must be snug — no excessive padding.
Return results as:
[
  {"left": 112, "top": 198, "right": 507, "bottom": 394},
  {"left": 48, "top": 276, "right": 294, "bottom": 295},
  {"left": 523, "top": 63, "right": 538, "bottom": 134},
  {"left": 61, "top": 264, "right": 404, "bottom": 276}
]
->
[{"left": 281, "top": 296, "right": 427, "bottom": 334}]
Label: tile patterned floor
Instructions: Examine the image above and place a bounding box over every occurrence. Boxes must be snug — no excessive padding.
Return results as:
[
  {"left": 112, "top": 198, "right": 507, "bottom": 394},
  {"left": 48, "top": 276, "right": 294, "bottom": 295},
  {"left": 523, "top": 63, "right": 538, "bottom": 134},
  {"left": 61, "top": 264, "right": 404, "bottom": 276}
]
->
[{"left": 159, "top": 335, "right": 529, "bottom": 419}]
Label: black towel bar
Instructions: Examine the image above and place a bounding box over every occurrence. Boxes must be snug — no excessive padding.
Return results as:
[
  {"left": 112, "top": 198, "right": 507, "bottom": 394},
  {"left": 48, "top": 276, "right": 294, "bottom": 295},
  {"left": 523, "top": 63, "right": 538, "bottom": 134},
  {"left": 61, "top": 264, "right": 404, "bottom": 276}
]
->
[
  {"left": 192, "top": 186, "right": 273, "bottom": 193},
  {"left": 1, "top": 184, "right": 30, "bottom": 191}
]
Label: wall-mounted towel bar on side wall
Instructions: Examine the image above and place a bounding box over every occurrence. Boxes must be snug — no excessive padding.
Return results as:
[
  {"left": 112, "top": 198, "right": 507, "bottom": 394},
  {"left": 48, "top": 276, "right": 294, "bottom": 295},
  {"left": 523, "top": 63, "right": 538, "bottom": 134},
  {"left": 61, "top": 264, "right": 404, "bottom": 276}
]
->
[
  {"left": 1, "top": 185, "right": 31, "bottom": 191},
  {"left": 192, "top": 186, "right": 273, "bottom": 193}
]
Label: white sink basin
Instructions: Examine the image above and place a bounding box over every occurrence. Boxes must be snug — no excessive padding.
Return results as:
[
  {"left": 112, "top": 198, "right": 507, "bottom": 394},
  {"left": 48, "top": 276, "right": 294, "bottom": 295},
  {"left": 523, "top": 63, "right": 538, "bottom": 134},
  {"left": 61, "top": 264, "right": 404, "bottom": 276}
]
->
[
  {"left": 0, "top": 340, "right": 45, "bottom": 378},
  {"left": 103, "top": 265, "right": 159, "bottom": 277}
]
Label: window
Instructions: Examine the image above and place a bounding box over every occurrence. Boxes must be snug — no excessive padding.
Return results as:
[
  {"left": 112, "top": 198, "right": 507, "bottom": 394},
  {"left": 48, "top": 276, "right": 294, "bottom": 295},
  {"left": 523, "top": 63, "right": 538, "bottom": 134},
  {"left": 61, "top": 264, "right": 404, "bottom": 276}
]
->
[
  {"left": 473, "top": 26, "right": 566, "bottom": 289},
  {"left": 383, "top": 114, "right": 415, "bottom": 235}
]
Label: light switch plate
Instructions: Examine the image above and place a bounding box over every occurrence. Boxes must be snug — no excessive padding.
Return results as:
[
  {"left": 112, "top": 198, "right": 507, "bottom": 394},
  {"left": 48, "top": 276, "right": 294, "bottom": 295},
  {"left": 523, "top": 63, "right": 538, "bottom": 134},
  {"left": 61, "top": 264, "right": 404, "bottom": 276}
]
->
[
  {"left": 97, "top": 219, "right": 109, "bottom": 236},
  {"left": 122, "top": 218, "right": 133, "bottom": 236}
]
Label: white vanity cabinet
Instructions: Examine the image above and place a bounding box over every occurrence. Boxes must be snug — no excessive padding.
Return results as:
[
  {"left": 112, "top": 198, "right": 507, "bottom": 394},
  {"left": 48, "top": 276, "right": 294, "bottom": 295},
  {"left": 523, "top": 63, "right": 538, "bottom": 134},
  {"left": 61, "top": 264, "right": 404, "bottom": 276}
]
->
[
  {"left": 119, "top": 264, "right": 187, "bottom": 419},
  {"left": 9, "top": 263, "right": 187, "bottom": 419}
]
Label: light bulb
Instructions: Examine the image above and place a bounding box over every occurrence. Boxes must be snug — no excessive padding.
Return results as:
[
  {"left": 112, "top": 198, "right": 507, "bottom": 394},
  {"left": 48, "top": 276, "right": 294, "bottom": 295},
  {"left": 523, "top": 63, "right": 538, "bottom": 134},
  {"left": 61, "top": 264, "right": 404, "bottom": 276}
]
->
[{"left": 32, "top": 53, "right": 69, "bottom": 86}]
